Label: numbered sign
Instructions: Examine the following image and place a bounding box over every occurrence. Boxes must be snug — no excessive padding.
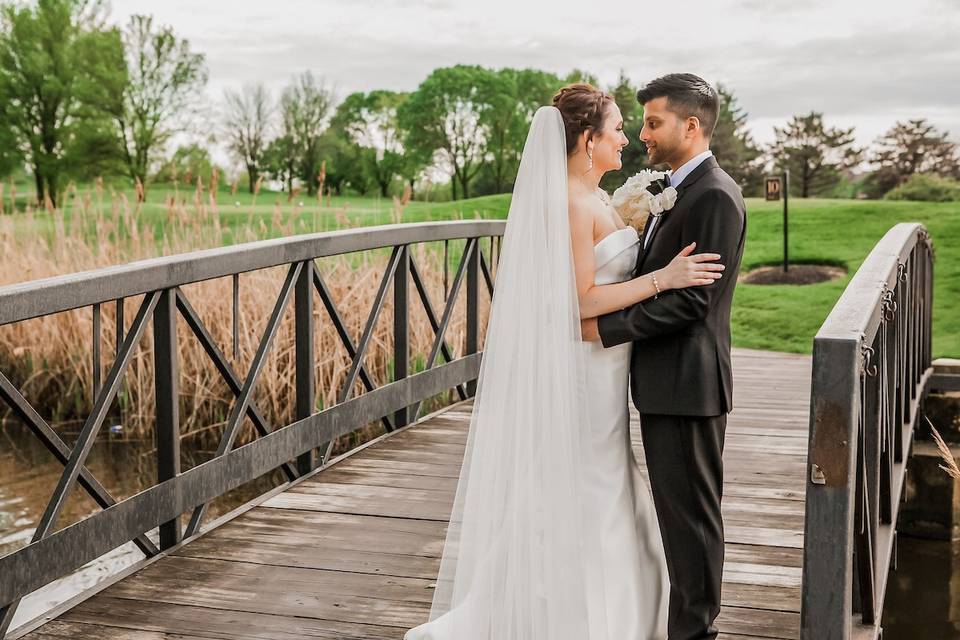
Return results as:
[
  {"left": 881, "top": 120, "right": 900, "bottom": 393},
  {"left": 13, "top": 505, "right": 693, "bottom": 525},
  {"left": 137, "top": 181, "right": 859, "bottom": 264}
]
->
[{"left": 765, "top": 177, "right": 782, "bottom": 201}]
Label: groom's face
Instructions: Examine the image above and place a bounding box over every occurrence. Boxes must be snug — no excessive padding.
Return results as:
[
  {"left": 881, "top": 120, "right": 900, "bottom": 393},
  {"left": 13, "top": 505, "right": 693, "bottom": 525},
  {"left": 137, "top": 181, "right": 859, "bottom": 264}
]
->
[{"left": 639, "top": 97, "right": 687, "bottom": 167}]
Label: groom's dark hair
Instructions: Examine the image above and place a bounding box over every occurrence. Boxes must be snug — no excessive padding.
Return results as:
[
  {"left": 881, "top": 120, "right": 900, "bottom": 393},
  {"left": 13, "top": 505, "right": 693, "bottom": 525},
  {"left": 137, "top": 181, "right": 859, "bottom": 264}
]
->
[{"left": 637, "top": 73, "right": 720, "bottom": 139}]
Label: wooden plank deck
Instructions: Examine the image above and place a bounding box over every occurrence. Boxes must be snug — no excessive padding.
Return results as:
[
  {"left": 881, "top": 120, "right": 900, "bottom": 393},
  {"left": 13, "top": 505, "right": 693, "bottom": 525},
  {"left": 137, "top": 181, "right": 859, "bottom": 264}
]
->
[{"left": 18, "top": 348, "right": 812, "bottom": 640}]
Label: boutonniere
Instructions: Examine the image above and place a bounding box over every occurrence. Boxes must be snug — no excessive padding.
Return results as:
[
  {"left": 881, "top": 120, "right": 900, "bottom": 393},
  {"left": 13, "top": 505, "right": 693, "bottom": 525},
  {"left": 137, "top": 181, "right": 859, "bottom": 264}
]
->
[{"left": 610, "top": 169, "right": 679, "bottom": 231}]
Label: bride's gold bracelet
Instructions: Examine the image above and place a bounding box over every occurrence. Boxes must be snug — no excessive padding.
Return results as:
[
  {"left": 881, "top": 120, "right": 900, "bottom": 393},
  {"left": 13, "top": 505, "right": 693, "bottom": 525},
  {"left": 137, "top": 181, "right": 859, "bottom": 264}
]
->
[{"left": 652, "top": 272, "right": 662, "bottom": 299}]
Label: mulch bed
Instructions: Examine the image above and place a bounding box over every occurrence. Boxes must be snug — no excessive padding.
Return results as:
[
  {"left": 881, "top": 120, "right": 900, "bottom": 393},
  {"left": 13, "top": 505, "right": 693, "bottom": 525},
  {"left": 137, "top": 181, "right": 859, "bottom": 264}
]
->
[{"left": 740, "top": 264, "right": 846, "bottom": 285}]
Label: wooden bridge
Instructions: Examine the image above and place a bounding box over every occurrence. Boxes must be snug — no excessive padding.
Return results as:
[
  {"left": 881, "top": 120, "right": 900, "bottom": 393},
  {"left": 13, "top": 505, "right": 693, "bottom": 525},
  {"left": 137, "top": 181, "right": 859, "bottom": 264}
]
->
[{"left": 0, "top": 221, "right": 937, "bottom": 639}]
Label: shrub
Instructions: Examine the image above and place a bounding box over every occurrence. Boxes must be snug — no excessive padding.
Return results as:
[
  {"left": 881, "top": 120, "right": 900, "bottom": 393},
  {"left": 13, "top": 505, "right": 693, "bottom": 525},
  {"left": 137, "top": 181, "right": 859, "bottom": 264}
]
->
[{"left": 885, "top": 173, "right": 960, "bottom": 202}]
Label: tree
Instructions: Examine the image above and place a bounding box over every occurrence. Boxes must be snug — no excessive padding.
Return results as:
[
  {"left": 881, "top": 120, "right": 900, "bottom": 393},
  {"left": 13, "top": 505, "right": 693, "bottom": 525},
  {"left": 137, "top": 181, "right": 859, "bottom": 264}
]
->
[
  {"left": 317, "top": 128, "right": 364, "bottom": 195},
  {"left": 154, "top": 143, "right": 220, "bottom": 185},
  {"left": 563, "top": 68, "right": 600, "bottom": 87},
  {"left": 223, "top": 83, "right": 272, "bottom": 193},
  {"left": 333, "top": 90, "right": 407, "bottom": 197},
  {"left": 0, "top": 0, "right": 119, "bottom": 205},
  {"left": 769, "top": 112, "right": 861, "bottom": 197},
  {"left": 865, "top": 119, "right": 960, "bottom": 197},
  {"left": 476, "top": 69, "right": 521, "bottom": 195},
  {"left": 711, "top": 85, "right": 762, "bottom": 193},
  {"left": 106, "top": 15, "right": 207, "bottom": 188},
  {"left": 479, "top": 68, "right": 566, "bottom": 194},
  {"left": 280, "top": 72, "right": 334, "bottom": 196},
  {"left": 262, "top": 134, "right": 298, "bottom": 193},
  {"left": 400, "top": 65, "right": 493, "bottom": 200}
]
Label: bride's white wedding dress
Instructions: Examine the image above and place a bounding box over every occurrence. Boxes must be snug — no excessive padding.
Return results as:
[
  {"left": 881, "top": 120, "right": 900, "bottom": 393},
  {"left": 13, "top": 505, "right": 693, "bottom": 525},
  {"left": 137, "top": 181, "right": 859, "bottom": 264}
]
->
[
  {"left": 405, "top": 225, "right": 667, "bottom": 640},
  {"left": 580, "top": 226, "right": 668, "bottom": 640},
  {"left": 403, "top": 106, "right": 667, "bottom": 640}
]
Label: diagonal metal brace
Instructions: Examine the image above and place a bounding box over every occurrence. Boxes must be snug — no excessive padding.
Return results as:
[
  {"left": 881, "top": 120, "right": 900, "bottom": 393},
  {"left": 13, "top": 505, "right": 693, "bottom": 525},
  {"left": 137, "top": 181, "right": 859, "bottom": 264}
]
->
[{"left": 184, "top": 263, "right": 301, "bottom": 538}]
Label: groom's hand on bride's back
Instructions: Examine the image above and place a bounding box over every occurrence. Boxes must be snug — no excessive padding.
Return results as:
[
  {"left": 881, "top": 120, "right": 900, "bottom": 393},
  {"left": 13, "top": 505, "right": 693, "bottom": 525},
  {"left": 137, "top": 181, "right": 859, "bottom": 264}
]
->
[{"left": 657, "top": 242, "right": 725, "bottom": 290}]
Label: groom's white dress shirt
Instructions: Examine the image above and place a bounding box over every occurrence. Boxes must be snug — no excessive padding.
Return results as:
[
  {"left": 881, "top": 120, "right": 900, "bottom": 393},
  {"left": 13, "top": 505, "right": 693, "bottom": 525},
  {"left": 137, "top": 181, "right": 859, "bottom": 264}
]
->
[{"left": 643, "top": 149, "right": 714, "bottom": 249}]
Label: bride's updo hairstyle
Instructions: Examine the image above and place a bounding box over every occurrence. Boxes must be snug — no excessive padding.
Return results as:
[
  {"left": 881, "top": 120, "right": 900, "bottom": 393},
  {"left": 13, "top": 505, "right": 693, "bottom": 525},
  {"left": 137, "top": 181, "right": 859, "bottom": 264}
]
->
[{"left": 552, "top": 83, "right": 615, "bottom": 156}]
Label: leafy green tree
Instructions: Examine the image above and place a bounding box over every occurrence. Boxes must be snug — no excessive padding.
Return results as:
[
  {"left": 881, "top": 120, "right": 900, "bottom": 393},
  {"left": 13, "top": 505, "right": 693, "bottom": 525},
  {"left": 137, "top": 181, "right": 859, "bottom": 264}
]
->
[
  {"left": 280, "top": 71, "right": 334, "bottom": 196},
  {"left": 0, "top": 118, "right": 19, "bottom": 180},
  {"left": 480, "top": 68, "right": 564, "bottom": 194},
  {"left": 223, "top": 83, "right": 272, "bottom": 193},
  {"left": 711, "top": 85, "right": 762, "bottom": 193},
  {"left": 104, "top": 14, "right": 207, "bottom": 188},
  {"left": 397, "top": 140, "right": 431, "bottom": 197},
  {"left": 864, "top": 119, "right": 960, "bottom": 197},
  {"left": 769, "top": 112, "right": 861, "bottom": 197},
  {"left": 399, "top": 65, "right": 493, "bottom": 200},
  {"left": 262, "top": 134, "right": 298, "bottom": 193},
  {"left": 333, "top": 90, "right": 407, "bottom": 197},
  {"left": 154, "top": 143, "right": 220, "bottom": 185},
  {"left": 563, "top": 68, "right": 600, "bottom": 87},
  {"left": 0, "top": 0, "right": 119, "bottom": 205},
  {"left": 316, "top": 128, "right": 363, "bottom": 195},
  {"left": 477, "top": 69, "right": 520, "bottom": 195}
]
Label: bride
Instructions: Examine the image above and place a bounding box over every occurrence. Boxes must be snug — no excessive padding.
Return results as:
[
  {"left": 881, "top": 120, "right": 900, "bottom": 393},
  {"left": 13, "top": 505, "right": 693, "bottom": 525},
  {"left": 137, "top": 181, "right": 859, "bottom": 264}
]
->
[{"left": 404, "top": 84, "right": 724, "bottom": 640}]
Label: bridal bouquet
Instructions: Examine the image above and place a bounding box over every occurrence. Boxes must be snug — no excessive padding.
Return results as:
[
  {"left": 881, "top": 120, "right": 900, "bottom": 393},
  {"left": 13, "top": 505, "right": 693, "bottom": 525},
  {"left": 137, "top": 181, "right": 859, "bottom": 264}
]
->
[{"left": 611, "top": 170, "right": 678, "bottom": 231}]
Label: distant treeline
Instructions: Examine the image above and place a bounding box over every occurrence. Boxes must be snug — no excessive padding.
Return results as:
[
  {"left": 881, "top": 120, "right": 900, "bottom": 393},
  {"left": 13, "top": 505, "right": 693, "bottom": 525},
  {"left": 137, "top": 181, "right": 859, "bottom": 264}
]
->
[{"left": 0, "top": 0, "right": 958, "bottom": 205}]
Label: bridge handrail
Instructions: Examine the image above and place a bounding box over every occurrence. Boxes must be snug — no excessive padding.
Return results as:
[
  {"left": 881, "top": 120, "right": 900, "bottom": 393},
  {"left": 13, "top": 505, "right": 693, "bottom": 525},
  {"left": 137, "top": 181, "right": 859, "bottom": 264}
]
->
[
  {"left": 0, "top": 220, "right": 507, "bottom": 636},
  {"left": 0, "top": 220, "right": 504, "bottom": 326},
  {"left": 801, "top": 222, "right": 934, "bottom": 639}
]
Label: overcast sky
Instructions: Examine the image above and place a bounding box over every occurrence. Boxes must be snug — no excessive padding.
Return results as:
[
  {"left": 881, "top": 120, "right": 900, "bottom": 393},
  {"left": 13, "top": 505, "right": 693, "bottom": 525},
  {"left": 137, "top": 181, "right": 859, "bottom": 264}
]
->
[{"left": 110, "top": 0, "right": 960, "bottom": 158}]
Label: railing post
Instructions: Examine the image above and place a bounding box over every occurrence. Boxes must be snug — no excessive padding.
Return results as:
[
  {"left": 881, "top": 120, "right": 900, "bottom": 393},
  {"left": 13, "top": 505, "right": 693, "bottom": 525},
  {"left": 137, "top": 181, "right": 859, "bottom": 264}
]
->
[
  {"left": 154, "top": 288, "right": 181, "bottom": 550},
  {"left": 466, "top": 238, "right": 480, "bottom": 397},
  {"left": 802, "top": 337, "right": 859, "bottom": 640},
  {"left": 295, "top": 260, "right": 315, "bottom": 475},
  {"left": 394, "top": 246, "right": 410, "bottom": 427}
]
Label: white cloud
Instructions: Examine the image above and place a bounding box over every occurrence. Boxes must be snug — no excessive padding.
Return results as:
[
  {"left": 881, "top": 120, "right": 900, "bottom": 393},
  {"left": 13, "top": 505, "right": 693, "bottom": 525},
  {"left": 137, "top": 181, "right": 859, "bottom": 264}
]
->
[{"left": 108, "top": 0, "right": 960, "bottom": 161}]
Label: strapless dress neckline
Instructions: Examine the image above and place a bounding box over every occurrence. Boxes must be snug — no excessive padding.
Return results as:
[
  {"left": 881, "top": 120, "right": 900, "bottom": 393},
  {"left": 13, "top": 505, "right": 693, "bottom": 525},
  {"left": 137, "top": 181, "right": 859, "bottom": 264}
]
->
[{"left": 594, "top": 227, "right": 640, "bottom": 273}]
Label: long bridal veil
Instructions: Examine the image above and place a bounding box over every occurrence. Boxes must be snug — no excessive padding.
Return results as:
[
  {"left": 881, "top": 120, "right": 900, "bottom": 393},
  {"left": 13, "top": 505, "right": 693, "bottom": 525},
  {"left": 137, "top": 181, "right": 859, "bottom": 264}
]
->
[{"left": 407, "top": 106, "right": 601, "bottom": 639}]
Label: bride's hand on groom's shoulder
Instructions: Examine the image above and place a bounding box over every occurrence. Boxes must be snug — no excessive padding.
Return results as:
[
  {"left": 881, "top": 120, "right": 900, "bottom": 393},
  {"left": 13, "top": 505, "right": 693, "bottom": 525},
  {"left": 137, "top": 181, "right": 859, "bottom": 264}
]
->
[{"left": 658, "top": 242, "right": 725, "bottom": 291}]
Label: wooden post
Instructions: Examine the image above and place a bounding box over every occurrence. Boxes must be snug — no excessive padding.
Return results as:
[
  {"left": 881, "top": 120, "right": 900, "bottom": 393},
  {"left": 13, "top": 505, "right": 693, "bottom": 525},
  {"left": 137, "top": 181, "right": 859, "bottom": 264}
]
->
[
  {"left": 466, "top": 239, "right": 480, "bottom": 397},
  {"left": 394, "top": 247, "right": 410, "bottom": 427},
  {"left": 154, "top": 288, "right": 181, "bottom": 549},
  {"left": 295, "top": 261, "right": 315, "bottom": 475}
]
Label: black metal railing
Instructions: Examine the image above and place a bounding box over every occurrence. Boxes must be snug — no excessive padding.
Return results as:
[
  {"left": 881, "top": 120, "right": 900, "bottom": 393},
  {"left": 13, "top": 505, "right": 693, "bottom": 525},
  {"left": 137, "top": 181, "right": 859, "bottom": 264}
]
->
[
  {"left": 0, "top": 220, "right": 505, "bottom": 638},
  {"left": 801, "top": 223, "right": 934, "bottom": 640}
]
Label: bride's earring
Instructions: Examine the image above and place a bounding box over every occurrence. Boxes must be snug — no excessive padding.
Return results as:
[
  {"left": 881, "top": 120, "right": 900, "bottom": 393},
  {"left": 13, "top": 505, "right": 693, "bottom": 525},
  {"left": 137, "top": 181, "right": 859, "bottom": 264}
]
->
[{"left": 587, "top": 151, "right": 593, "bottom": 171}]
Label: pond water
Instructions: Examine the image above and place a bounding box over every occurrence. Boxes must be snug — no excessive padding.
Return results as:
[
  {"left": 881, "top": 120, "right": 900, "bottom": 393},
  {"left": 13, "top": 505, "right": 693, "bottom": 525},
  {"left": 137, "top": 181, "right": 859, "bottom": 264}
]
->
[
  {"left": 883, "top": 535, "right": 960, "bottom": 638},
  {"left": 0, "top": 419, "right": 281, "bottom": 631}
]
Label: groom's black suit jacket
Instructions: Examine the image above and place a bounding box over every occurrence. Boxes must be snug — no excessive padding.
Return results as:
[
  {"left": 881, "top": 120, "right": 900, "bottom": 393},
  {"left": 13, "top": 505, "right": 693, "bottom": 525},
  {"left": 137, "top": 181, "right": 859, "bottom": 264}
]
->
[{"left": 598, "top": 156, "right": 747, "bottom": 417}]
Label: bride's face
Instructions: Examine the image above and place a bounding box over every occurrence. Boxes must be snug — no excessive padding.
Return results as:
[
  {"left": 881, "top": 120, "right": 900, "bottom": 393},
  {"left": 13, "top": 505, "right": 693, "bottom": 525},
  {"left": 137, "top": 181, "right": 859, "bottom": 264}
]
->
[{"left": 589, "top": 103, "right": 628, "bottom": 173}]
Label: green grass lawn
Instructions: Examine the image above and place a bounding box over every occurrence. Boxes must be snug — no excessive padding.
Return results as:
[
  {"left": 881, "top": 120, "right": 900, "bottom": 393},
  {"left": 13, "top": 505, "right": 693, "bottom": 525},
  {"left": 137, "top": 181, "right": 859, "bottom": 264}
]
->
[
  {"left": 8, "top": 184, "right": 959, "bottom": 358},
  {"left": 732, "top": 198, "right": 959, "bottom": 358},
  {"left": 401, "top": 195, "right": 959, "bottom": 358}
]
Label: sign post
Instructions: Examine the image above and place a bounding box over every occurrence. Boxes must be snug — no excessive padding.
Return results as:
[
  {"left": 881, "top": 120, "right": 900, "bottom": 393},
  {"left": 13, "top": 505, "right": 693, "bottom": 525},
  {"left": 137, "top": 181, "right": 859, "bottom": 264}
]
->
[
  {"left": 782, "top": 169, "right": 790, "bottom": 273},
  {"left": 765, "top": 172, "right": 790, "bottom": 272}
]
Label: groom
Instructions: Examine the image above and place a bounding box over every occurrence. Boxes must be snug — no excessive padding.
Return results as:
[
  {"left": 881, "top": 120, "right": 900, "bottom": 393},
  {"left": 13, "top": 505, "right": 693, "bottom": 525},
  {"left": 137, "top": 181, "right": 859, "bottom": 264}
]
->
[{"left": 582, "top": 74, "right": 746, "bottom": 639}]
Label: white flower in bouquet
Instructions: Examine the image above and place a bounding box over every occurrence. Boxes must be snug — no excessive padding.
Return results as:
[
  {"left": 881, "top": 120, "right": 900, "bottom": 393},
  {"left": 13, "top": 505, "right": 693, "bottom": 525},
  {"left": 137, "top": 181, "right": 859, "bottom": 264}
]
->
[{"left": 611, "top": 169, "right": 679, "bottom": 231}]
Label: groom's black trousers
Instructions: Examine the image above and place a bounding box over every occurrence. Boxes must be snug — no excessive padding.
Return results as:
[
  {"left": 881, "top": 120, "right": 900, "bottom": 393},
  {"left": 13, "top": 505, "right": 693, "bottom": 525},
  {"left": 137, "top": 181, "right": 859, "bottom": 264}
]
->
[{"left": 640, "top": 412, "right": 726, "bottom": 640}]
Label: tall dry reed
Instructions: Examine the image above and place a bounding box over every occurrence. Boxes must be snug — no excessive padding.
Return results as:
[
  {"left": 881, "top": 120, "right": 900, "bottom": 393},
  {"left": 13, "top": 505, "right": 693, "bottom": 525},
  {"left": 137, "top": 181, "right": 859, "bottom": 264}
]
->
[{"left": 0, "top": 182, "right": 490, "bottom": 456}]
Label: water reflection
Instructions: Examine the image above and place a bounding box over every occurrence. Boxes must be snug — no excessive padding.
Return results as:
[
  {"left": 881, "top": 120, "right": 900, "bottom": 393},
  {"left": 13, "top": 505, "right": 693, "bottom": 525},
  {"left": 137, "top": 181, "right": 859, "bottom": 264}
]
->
[
  {"left": 883, "top": 535, "right": 960, "bottom": 639},
  {"left": 0, "top": 418, "right": 281, "bottom": 630}
]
